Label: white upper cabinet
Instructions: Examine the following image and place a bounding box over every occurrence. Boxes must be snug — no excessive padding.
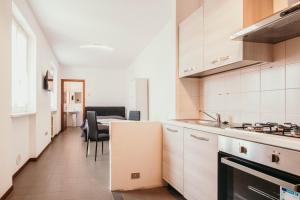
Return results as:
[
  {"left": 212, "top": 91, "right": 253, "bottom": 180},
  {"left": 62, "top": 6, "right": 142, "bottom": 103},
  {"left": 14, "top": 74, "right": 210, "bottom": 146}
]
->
[
  {"left": 179, "top": 6, "right": 204, "bottom": 78},
  {"left": 179, "top": 0, "right": 274, "bottom": 78},
  {"left": 204, "top": 0, "right": 243, "bottom": 70}
]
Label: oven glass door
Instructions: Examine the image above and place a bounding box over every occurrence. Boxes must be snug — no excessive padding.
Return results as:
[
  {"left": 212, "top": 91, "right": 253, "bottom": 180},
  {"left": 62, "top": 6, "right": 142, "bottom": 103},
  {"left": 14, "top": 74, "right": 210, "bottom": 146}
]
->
[{"left": 219, "top": 153, "right": 300, "bottom": 200}]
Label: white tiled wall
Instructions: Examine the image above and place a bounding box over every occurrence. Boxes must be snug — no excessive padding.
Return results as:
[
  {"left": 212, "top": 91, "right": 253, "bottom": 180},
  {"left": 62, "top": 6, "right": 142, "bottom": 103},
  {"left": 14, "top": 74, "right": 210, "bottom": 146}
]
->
[{"left": 199, "top": 37, "right": 300, "bottom": 124}]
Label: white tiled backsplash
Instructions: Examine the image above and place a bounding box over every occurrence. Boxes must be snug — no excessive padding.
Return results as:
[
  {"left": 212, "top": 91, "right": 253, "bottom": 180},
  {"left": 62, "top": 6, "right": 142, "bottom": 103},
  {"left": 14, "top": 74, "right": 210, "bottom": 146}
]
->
[{"left": 199, "top": 37, "right": 300, "bottom": 124}]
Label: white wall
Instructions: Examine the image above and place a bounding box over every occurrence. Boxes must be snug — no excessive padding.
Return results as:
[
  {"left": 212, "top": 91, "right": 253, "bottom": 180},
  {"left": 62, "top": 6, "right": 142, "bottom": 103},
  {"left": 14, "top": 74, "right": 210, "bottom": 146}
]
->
[
  {"left": 61, "top": 66, "right": 128, "bottom": 107},
  {"left": 52, "top": 63, "right": 62, "bottom": 137},
  {"left": 0, "top": 0, "right": 13, "bottom": 197},
  {"left": 128, "top": 2, "right": 177, "bottom": 121},
  {"left": 10, "top": 0, "right": 61, "bottom": 174},
  {"left": 200, "top": 38, "right": 300, "bottom": 124}
]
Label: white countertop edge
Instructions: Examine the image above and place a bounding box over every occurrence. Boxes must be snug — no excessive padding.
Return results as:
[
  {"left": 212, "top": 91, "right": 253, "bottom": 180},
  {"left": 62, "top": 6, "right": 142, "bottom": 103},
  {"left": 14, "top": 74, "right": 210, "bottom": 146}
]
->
[{"left": 164, "top": 120, "right": 300, "bottom": 152}]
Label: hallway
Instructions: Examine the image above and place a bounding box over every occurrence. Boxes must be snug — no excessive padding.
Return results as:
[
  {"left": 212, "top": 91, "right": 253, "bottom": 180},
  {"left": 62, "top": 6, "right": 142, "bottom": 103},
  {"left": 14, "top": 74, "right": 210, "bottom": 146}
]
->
[{"left": 6, "top": 128, "right": 113, "bottom": 200}]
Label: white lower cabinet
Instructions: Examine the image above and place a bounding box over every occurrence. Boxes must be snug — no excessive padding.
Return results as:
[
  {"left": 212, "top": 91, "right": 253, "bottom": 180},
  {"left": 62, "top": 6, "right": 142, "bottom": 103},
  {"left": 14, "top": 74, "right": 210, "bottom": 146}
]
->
[
  {"left": 162, "top": 125, "right": 184, "bottom": 193},
  {"left": 163, "top": 125, "right": 218, "bottom": 200},
  {"left": 183, "top": 128, "right": 218, "bottom": 200}
]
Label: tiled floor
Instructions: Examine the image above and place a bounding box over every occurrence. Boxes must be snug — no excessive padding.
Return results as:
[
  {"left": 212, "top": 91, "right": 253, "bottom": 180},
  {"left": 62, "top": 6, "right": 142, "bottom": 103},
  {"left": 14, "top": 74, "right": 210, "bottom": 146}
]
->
[{"left": 6, "top": 128, "right": 182, "bottom": 200}]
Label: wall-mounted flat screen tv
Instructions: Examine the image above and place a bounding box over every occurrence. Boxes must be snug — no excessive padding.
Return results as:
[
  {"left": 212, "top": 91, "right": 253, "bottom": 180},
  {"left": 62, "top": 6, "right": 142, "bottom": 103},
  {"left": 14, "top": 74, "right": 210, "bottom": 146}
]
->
[{"left": 43, "top": 70, "right": 53, "bottom": 91}]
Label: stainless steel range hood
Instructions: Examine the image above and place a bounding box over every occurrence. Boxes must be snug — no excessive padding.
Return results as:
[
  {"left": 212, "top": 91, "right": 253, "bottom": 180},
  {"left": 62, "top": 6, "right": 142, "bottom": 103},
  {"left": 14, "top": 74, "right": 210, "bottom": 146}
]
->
[{"left": 231, "top": 2, "right": 300, "bottom": 44}]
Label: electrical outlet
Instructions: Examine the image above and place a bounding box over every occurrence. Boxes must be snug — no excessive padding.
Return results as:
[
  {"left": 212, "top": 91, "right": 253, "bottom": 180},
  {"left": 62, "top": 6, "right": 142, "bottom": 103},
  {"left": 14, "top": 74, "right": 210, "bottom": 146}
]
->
[
  {"left": 16, "top": 154, "right": 21, "bottom": 165},
  {"left": 131, "top": 173, "right": 140, "bottom": 179}
]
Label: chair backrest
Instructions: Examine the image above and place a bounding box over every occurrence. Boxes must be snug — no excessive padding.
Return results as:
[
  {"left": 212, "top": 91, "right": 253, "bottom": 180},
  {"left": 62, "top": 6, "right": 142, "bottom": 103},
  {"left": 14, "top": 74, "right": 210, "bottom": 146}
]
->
[
  {"left": 129, "top": 111, "right": 141, "bottom": 121},
  {"left": 85, "top": 106, "right": 126, "bottom": 119},
  {"left": 87, "top": 111, "right": 98, "bottom": 140}
]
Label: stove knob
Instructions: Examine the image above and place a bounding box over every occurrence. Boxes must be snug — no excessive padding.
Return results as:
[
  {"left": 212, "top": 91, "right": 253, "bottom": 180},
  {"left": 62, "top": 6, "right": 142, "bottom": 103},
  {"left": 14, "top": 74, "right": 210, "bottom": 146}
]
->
[
  {"left": 240, "top": 146, "right": 247, "bottom": 154},
  {"left": 272, "top": 154, "right": 280, "bottom": 163}
]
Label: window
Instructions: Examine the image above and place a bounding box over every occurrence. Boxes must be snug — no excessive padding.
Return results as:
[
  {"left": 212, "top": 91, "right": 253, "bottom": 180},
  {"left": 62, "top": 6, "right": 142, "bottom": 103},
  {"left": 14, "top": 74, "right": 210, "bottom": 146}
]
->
[
  {"left": 11, "top": 3, "right": 36, "bottom": 114},
  {"left": 50, "top": 63, "right": 58, "bottom": 111}
]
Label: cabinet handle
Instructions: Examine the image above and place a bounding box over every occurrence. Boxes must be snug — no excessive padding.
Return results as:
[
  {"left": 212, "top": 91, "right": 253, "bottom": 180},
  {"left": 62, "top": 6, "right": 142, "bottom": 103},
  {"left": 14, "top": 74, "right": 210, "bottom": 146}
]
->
[
  {"left": 167, "top": 128, "right": 178, "bottom": 133},
  {"left": 220, "top": 56, "right": 230, "bottom": 61},
  {"left": 184, "top": 69, "right": 188, "bottom": 73},
  {"left": 190, "top": 134, "right": 209, "bottom": 141}
]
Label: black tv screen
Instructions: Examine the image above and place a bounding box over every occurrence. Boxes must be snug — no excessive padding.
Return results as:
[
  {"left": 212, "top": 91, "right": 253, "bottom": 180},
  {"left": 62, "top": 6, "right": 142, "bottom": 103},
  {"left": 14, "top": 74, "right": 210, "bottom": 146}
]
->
[{"left": 43, "top": 70, "right": 53, "bottom": 91}]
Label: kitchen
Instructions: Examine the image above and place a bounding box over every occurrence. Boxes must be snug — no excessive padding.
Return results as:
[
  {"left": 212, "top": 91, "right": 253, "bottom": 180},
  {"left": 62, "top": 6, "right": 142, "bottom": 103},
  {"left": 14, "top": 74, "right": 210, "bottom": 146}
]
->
[
  {"left": 2, "top": 0, "right": 300, "bottom": 199},
  {"left": 163, "top": 0, "right": 300, "bottom": 200}
]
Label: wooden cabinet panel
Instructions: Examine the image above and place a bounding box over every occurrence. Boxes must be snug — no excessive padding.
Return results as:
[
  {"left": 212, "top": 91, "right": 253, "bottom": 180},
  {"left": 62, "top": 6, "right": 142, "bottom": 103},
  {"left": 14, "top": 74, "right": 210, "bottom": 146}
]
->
[
  {"left": 243, "top": 0, "right": 273, "bottom": 28},
  {"left": 162, "top": 125, "right": 184, "bottom": 193},
  {"left": 183, "top": 129, "right": 218, "bottom": 200},
  {"left": 179, "top": 6, "right": 204, "bottom": 78}
]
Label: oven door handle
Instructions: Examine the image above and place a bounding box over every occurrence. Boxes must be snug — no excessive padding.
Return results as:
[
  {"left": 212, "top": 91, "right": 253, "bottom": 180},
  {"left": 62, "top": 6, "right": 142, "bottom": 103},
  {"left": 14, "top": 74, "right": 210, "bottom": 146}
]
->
[{"left": 221, "top": 157, "right": 300, "bottom": 192}]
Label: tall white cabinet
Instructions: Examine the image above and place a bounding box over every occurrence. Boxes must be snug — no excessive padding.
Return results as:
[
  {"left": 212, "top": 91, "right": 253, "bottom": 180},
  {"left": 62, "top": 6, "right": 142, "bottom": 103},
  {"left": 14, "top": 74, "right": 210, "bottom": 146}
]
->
[{"left": 128, "top": 78, "right": 149, "bottom": 120}]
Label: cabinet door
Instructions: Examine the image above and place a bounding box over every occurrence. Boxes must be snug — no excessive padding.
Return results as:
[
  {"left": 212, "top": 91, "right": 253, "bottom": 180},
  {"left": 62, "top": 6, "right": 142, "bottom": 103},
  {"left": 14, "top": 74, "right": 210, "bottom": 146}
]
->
[
  {"left": 179, "top": 6, "right": 204, "bottom": 78},
  {"left": 204, "top": 0, "right": 243, "bottom": 70},
  {"left": 184, "top": 129, "right": 218, "bottom": 200},
  {"left": 163, "top": 125, "right": 184, "bottom": 193}
]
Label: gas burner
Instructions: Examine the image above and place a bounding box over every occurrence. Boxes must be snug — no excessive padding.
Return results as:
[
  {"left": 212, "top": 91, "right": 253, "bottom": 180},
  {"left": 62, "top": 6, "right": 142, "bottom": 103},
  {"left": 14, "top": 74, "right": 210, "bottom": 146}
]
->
[{"left": 232, "top": 122, "right": 300, "bottom": 138}]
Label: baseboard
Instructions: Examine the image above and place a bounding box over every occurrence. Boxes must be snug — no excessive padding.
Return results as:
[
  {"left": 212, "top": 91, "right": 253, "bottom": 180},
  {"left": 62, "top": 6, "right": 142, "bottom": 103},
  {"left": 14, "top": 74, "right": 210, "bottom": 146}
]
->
[
  {"left": 31, "top": 140, "right": 52, "bottom": 161},
  {"left": 5, "top": 136, "right": 55, "bottom": 199},
  {"left": 12, "top": 159, "right": 31, "bottom": 179},
  {"left": 51, "top": 129, "right": 63, "bottom": 141},
  {"left": 0, "top": 186, "right": 13, "bottom": 200},
  {"left": 13, "top": 140, "right": 52, "bottom": 179}
]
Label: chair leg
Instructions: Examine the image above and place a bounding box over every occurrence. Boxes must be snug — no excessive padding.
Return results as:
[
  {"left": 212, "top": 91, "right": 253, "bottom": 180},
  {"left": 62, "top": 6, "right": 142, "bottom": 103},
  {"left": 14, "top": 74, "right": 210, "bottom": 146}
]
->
[
  {"left": 95, "top": 140, "right": 98, "bottom": 162},
  {"left": 102, "top": 141, "right": 104, "bottom": 155},
  {"left": 86, "top": 139, "right": 89, "bottom": 157}
]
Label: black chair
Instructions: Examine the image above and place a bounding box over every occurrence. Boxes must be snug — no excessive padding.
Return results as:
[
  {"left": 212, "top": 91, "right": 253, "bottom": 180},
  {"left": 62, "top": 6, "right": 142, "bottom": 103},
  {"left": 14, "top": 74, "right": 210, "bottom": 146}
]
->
[
  {"left": 128, "top": 111, "right": 141, "bottom": 121},
  {"left": 86, "top": 111, "right": 109, "bottom": 161}
]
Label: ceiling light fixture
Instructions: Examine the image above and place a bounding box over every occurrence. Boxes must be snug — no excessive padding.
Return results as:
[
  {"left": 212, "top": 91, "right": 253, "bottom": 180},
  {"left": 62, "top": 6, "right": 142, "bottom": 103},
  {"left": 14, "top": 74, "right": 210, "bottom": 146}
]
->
[{"left": 80, "top": 44, "right": 115, "bottom": 51}]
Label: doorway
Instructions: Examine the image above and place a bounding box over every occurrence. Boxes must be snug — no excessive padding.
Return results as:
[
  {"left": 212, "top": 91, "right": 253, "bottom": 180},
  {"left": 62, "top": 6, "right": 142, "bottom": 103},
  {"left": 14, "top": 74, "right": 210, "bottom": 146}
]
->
[{"left": 61, "top": 79, "right": 86, "bottom": 131}]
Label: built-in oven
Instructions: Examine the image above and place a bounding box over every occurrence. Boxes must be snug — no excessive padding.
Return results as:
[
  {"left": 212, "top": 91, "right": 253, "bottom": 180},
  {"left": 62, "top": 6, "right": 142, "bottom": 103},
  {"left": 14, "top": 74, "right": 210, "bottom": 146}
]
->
[{"left": 218, "top": 136, "right": 300, "bottom": 200}]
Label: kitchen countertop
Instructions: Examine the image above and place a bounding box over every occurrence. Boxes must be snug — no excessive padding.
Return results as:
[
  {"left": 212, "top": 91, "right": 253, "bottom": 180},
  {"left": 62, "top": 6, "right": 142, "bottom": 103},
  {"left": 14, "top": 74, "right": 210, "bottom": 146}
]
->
[{"left": 164, "top": 120, "right": 300, "bottom": 152}]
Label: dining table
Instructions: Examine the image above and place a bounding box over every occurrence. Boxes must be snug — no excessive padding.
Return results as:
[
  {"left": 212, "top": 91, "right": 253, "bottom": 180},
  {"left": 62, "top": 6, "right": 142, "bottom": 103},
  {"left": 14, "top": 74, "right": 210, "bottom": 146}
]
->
[{"left": 96, "top": 118, "right": 124, "bottom": 126}]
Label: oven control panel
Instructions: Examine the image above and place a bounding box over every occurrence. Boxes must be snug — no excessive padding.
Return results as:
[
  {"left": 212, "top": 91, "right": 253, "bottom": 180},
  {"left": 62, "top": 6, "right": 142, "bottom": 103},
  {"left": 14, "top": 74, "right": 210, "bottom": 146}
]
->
[{"left": 219, "top": 136, "right": 300, "bottom": 176}]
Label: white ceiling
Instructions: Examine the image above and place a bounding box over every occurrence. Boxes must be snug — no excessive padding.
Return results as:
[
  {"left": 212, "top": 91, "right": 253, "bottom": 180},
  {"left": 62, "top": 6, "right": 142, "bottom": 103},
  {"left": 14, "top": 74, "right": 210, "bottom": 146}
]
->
[{"left": 27, "top": 0, "right": 173, "bottom": 68}]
